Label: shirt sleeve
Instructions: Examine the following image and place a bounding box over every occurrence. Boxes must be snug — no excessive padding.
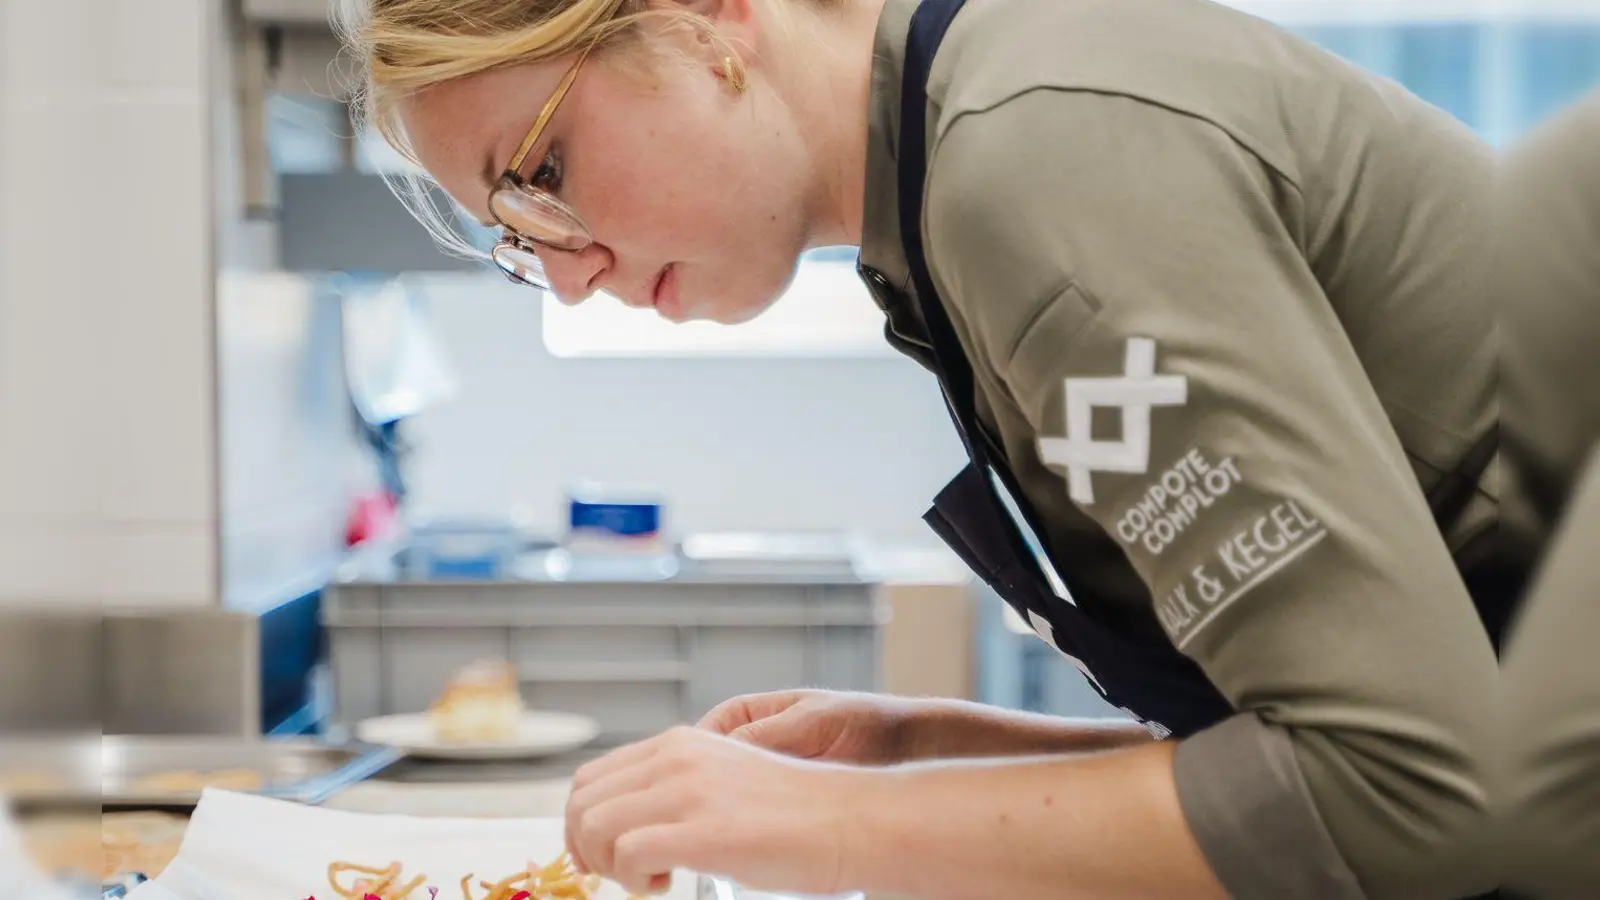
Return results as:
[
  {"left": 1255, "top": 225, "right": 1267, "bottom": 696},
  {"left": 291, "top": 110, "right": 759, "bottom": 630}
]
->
[
  {"left": 1498, "top": 89, "right": 1600, "bottom": 560},
  {"left": 922, "top": 91, "right": 1498, "bottom": 900},
  {"left": 1497, "top": 451, "right": 1600, "bottom": 899},
  {"left": 1495, "top": 90, "right": 1600, "bottom": 900}
]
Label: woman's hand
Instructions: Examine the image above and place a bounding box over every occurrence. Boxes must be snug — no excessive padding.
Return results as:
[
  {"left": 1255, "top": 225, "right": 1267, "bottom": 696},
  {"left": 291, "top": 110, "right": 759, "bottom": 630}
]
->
[
  {"left": 696, "top": 689, "right": 920, "bottom": 765},
  {"left": 563, "top": 726, "right": 864, "bottom": 897}
]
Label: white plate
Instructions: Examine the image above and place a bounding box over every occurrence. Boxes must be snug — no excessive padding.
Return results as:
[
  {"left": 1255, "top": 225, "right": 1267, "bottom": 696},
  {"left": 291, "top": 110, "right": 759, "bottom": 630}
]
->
[{"left": 357, "top": 711, "right": 602, "bottom": 760}]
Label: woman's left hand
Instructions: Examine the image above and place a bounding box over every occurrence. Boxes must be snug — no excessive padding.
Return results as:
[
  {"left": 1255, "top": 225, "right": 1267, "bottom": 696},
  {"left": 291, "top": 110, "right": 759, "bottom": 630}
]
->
[{"left": 564, "top": 725, "right": 866, "bottom": 897}]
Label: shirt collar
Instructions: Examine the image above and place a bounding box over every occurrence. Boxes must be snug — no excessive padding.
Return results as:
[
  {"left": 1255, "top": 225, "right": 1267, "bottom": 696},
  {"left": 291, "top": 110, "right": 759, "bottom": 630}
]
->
[{"left": 858, "top": 0, "right": 934, "bottom": 366}]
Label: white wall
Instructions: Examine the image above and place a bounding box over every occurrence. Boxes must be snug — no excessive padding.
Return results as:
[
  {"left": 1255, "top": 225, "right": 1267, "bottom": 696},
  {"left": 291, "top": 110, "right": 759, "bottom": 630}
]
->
[
  {"left": 217, "top": 273, "right": 357, "bottom": 609},
  {"left": 406, "top": 274, "right": 970, "bottom": 542},
  {"left": 0, "top": 0, "right": 219, "bottom": 608}
]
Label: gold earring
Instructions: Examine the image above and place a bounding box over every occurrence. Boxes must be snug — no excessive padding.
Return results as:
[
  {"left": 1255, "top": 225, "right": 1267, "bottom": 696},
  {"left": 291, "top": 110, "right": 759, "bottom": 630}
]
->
[{"left": 721, "top": 55, "right": 747, "bottom": 94}]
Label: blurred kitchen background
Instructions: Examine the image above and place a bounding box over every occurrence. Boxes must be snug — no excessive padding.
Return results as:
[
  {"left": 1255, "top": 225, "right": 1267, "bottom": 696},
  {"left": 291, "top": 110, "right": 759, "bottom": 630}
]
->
[{"left": 2, "top": 0, "right": 1599, "bottom": 745}]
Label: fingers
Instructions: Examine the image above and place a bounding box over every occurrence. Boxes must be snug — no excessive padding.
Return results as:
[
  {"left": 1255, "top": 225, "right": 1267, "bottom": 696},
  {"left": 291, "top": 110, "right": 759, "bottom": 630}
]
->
[
  {"left": 567, "top": 733, "right": 677, "bottom": 870},
  {"left": 727, "top": 705, "right": 817, "bottom": 757},
  {"left": 612, "top": 824, "right": 696, "bottom": 896},
  {"left": 570, "top": 778, "right": 695, "bottom": 884},
  {"left": 571, "top": 733, "right": 667, "bottom": 796},
  {"left": 696, "top": 690, "right": 809, "bottom": 734}
]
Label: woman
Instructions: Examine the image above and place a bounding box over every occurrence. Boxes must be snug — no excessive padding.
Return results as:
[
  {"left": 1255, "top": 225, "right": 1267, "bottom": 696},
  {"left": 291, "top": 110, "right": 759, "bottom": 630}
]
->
[
  {"left": 1497, "top": 453, "right": 1600, "bottom": 900},
  {"left": 1495, "top": 89, "right": 1600, "bottom": 900},
  {"left": 336, "top": 0, "right": 1508, "bottom": 897}
]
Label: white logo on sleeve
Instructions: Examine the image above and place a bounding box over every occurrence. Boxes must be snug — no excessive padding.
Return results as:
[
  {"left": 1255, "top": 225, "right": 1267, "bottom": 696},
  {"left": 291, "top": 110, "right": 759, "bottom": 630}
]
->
[{"left": 1037, "top": 337, "right": 1187, "bottom": 506}]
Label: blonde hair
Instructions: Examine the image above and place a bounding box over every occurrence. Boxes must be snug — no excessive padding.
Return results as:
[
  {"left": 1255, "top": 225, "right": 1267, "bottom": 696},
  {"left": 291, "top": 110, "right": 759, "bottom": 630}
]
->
[{"left": 333, "top": 0, "right": 795, "bottom": 260}]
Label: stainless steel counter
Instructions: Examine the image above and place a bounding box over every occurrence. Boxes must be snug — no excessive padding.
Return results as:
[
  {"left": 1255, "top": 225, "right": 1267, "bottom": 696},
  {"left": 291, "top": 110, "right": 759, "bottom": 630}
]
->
[
  {"left": 318, "top": 749, "right": 610, "bottom": 818},
  {"left": 0, "top": 607, "right": 259, "bottom": 738}
]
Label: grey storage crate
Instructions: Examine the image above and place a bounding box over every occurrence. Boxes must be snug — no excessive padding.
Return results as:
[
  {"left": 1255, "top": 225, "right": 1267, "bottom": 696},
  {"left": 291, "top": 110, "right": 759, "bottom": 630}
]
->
[{"left": 323, "top": 575, "right": 885, "bottom": 744}]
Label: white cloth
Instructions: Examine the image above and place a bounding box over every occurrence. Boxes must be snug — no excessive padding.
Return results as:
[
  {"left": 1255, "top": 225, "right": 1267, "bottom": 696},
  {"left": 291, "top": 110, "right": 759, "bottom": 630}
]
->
[{"left": 126, "top": 789, "right": 699, "bottom": 900}]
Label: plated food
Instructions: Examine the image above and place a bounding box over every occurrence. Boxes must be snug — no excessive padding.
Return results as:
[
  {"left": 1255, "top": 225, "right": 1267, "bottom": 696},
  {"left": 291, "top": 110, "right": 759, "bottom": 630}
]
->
[
  {"left": 102, "top": 812, "right": 188, "bottom": 879},
  {"left": 19, "top": 811, "right": 187, "bottom": 880},
  {"left": 128, "top": 769, "right": 265, "bottom": 794},
  {"left": 323, "top": 853, "right": 640, "bottom": 900},
  {"left": 0, "top": 771, "right": 71, "bottom": 796},
  {"left": 427, "top": 660, "right": 528, "bottom": 744},
  {"left": 357, "top": 658, "right": 599, "bottom": 759}
]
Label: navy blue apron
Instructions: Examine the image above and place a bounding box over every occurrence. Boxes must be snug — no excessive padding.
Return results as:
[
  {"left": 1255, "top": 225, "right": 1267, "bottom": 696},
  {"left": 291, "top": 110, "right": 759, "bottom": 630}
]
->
[
  {"left": 875, "top": 0, "right": 1510, "bottom": 893},
  {"left": 885, "top": 0, "right": 1232, "bottom": 740}
]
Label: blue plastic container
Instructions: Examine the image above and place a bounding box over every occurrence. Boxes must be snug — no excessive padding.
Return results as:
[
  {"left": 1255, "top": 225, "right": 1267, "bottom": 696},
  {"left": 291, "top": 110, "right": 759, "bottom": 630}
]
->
[
  {"left": 566, "top": 485, "right": 666, "bottom": 552},
  {"left": 407, "top": 518, "right": 521, "bottom": 579}
]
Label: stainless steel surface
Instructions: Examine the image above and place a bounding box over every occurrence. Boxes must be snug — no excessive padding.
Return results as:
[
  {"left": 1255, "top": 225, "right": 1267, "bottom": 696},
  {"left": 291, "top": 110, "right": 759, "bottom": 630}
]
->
[
  {"left": 99, "top": 736, "right": 402, "bottom": 808},
  {"left": 369, "top": 746, "right": 611, "bottom": 785},
  {"left": 0, "top": 611, "right": 102, "bottom": 733},
  {"left": 338, "top": 540, "right": 873, "bottom": 587},
  {"left": 0, "top": 604, "right": 264, "bottom": 738},
  {"left": 0, "top": 735, "right": 102, "bottom": 803},
  {"left": 102, "top": 610, "right": 260, "bottom": 737}
]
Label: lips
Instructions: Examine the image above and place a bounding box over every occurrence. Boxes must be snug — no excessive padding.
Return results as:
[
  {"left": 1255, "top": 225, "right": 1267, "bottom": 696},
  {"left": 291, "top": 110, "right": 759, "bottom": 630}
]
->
[
  {"left": 649, "top": 266, "right": 668, "bottom": 307},
  {"left": 650, "top": 263, "right": 678, "bottom": 314}
]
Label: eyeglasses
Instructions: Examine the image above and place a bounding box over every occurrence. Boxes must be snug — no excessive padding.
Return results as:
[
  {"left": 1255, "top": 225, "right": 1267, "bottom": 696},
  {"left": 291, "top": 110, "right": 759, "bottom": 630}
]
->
[{"left": 488, "top": 42, "right": 597, "bottom": 290}]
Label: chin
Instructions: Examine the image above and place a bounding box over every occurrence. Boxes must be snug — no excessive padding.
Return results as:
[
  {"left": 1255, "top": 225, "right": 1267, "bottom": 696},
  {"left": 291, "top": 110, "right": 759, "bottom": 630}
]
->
[
  {"left": 709, "top": 302, "right": 773, "bottom": 325},
  {"left": 676, "top": 261, "right": 798, "bottom": 324},
  {"left": 679, "top": 290, "right": 782, "bottom": 325}
]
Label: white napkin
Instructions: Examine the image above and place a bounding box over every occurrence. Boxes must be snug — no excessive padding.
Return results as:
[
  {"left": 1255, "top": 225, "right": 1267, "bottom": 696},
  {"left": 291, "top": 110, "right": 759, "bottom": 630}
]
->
[{"left": 127, "top": 790, "right": 699, "bottom": 900}]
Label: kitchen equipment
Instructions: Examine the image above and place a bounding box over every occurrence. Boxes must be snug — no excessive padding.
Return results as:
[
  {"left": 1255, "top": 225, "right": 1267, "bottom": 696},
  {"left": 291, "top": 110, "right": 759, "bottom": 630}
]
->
[
  {"left": 324, "top": 566, "right": 883, "bottom": 744},
  {"left": 679, "top": 531, "right": 862, "bottom": 579},
  {"left": 566, "top": 484, "right": 668, "bottom": 554},
  {"left": 0, "top": 737, "right": 101, "bottom": 809},
  {"left": 406, "top": 517, "right": 527, "bottom": 579},
  {"left": 99, "top": 737, "right": 402, "bottom": 809},
  {"left": 355, "top": 709, "right": 601, "bottom": 761}
]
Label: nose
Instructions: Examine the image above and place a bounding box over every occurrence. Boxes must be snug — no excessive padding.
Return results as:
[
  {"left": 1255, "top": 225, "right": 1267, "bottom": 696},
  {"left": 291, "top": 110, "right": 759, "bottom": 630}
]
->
[{"left": 540, "top": 242, "right": 613, "bottom": 306}]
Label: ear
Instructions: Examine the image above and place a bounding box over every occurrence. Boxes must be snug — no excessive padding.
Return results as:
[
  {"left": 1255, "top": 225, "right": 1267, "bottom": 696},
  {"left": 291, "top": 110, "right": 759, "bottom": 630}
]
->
[{"left": 647, "top": 0, "right": 759, "bottom": 40}]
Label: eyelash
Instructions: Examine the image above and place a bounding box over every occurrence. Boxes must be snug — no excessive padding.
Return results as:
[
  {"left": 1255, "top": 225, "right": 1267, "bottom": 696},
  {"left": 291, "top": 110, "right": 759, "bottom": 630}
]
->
[{"left": 532, "top": 145, "right": 563, "bottom": 193}]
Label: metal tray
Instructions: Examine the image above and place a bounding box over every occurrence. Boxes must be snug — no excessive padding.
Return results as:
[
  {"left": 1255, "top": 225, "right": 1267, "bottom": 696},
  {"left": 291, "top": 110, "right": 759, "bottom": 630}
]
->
[
  {"left": 3, "top": 735, "right": 399, "bottom": 811},
  {"left": 0, "top": 736, "right": 102, "bottom": 810},
  {"left": 98, "top": 736, "right": 403, "bottom": 808}
]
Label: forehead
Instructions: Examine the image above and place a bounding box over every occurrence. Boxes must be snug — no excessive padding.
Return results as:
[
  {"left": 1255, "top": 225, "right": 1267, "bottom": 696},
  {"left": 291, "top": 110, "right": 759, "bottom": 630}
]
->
[{"left": 397, "top": 62, "right": 562, "bottom": 216}]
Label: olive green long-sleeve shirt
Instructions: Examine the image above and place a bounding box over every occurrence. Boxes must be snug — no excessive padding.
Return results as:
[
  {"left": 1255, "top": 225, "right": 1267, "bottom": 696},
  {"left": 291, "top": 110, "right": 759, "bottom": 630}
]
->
[
  {"left": 858, "top": 1, "right": 1500, "bottom": 897},
  {"left": 1498, "top": 451, "right": 1600, "bottom": 900},
  {"left": 1500, "top": 89, "right": 1600, "bottom": 573},
  {"left": 1495, "top": 89, "right": 1600, "bottom": 900}
]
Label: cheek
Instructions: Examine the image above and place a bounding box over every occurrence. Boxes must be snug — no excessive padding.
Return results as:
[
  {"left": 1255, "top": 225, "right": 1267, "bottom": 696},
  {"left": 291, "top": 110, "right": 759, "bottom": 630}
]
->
[
  {"left": 571, "top": 81, "right": 807, "bottom": 280},
  {"left": 583, "top": 121, "right": 749, "bottom": 243}
]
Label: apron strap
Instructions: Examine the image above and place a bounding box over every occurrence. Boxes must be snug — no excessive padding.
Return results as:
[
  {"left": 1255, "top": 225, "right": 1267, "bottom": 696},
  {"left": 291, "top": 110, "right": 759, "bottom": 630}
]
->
[{"left": 898, "top": 0, "right": 981, "bottom": 459}]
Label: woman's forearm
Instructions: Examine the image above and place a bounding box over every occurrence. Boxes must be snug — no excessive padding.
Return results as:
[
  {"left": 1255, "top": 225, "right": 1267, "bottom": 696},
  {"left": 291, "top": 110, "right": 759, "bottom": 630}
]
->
[
  {"left": 842, "top": 740, "right": 1226, "bottom": 900},
  {"left": 904, "top": 700, "right": 1155, "bottom": 761}
]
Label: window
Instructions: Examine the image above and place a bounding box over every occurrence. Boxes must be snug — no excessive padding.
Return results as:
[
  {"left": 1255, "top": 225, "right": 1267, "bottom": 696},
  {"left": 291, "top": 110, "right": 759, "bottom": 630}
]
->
[
  {"left": 541, "top": 247, "right": 893, "bottom": 359},
  {"left": 1510, "top": 22, "right": 1600, "bottom": 134},
  {"left": 1287, "top": 23, "right": 1600, "bottom": 147}
]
